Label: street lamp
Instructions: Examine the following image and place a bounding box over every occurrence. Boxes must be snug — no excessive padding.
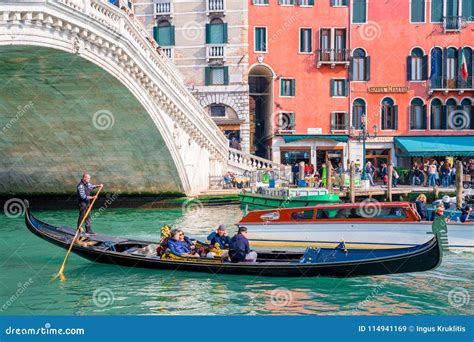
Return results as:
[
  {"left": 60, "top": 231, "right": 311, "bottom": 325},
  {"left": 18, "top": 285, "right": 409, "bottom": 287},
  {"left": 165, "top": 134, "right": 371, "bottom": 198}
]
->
[{"left": 350, "top": 113, "right": 378, "bottom": 180}]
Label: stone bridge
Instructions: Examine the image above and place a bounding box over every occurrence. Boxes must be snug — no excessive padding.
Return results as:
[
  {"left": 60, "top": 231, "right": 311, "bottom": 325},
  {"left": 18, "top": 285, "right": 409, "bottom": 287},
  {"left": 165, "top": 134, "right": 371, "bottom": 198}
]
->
[{"left": 0, "top": 0, "right": 278, "bottom": 196}]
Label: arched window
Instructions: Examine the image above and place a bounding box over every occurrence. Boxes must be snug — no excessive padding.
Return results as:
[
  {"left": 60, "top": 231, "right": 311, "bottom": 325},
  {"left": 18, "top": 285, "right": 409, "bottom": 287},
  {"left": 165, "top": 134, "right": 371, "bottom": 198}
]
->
[
  {"left": 459, "top": 47, "right": 473, "bottom": 88},
  {"left": 430, "top": 98, "right": 444, "bottom": 130},
  {"left": 154, "top": 20, "right": 175, "bottom": 46},
  {"left": 461, "top": 98, "right": 474, "bottom": 130},
  {"left": 446, "top": 48, "right": 458, "bottom": 88},
  {"left": 207, "top": 18, "right": 227, "bottom": 44},
  {"left": 381, "top": 97, "right": 397, "bottom": 130},
  {"left": 352, "top": 98, "right": 366, "bottom": 129},
  {"left": 351, "top": 48, "right": 369, "bottom": 81},
  {"left": 446, "top": 98, "right": 458, "bottom": 129},
  {"left": 408, "top": 48, "right": 426, "bottom": 81},
  {"left": 410, "top": 98, "right": 426, "bottom": 130},
  {"left": 430, "top": 47, "right": 443, "bottom": 88}
]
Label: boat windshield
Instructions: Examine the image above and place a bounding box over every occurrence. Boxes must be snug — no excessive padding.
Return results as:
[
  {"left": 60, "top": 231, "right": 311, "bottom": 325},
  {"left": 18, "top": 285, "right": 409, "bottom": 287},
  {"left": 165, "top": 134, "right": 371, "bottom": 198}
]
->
[
  {"left": 291, "top": 210, "right": 315, "bottom": 220},
  {"left": 316, "top": 207, "right": 408, "bottom": 220}
]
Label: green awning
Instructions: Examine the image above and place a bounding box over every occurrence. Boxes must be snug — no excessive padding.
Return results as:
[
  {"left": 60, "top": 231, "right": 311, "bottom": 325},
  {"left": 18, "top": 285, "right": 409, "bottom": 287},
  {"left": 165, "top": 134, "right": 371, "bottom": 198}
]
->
[
  {"left": 395, "top": 136, "right": 474, "bottom": 157},
  {"left": 281, "top": 134, "right": 349, "bottom": 143}
]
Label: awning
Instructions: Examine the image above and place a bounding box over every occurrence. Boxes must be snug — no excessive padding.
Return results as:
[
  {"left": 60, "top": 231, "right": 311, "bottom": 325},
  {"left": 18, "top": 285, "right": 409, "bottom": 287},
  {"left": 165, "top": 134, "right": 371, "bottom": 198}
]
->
[
  {"left": 394, "top": 136, "right": 474, "bottom": 157},
  {"left": 281, "top": 134, "right": 349, "bottom": 143}
]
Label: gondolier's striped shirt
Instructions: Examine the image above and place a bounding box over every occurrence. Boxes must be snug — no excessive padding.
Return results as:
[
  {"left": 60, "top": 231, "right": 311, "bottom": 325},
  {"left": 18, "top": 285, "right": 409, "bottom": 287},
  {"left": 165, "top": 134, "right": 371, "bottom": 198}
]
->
[{"left": 77, "top": 181, "right": 96, "bottom": 203}]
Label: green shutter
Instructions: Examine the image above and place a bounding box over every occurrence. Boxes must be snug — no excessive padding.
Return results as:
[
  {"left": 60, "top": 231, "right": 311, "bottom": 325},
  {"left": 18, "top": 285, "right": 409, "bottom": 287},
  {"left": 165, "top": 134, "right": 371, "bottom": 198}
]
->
[
  {"left": 223, "top": 23, "right": 228, "bottom": 43},
  {"left": 431, "top": 0, "right": 443, "bottom": 22},
  {"left": 280, "top": 79, "right": 284, "bottom": 96},
  {"left": 156, "top": 26, "right": 173, "bottom": 46},
  {"left": 330, "top": 79, "right": 335, "bottom": 96},
  {"left": 411, "top": 0, "right": 425, "bottom": 22},
  {"left": 330, "top": 112, "right": 335, "bottom": 130},
  {"left": 170, "top": 25, "right": 175, "bottom": 46},
  {"left": 205, "top": 24, "right": 211, "bottom": 44},
  {"left": 291, "top": 80, "right": 295, "bottom": 96},
  {"left": 352, "top": 0, "right": 367, "bottom": 23},
  {"left": 223, "top": 66, "right": 229, "bottom": 85},
  {"left": 205, "top": 67, "right": 211, "bottom": 86},
  {"left": 209, "top": 23, "right": 225, "bottom": 44},
  {"left": 463, "top": 0, "right": 474, "bottom": 19},
  {"left": 153, "top": 26, "right": 158, "bottom": 43},
  {"left": 344, "top": 79, "right": 348, "bottom": 96}
]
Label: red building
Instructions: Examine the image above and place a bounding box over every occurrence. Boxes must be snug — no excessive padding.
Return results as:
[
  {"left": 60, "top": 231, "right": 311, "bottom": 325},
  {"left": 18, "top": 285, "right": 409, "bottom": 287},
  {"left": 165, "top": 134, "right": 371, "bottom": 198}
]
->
[{"left": 248, "top": 0, "right": 474, "bottom": 173}]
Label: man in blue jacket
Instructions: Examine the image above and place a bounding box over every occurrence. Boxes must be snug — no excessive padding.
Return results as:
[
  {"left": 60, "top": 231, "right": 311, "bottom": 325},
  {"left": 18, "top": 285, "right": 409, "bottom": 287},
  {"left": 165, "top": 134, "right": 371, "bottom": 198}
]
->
[
  {"left": 229, "top": 227, "right": 257, "bottom": 263},
  {"left": 207, "top": 225, "right": 231, "bottom": 249}
]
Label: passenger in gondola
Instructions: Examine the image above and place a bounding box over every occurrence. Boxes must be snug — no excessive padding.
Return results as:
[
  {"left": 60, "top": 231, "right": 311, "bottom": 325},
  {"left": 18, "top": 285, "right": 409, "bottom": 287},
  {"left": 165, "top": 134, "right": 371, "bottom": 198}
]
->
[
  {"left": 167, "top": 229, "right": 199, "bottom": 257},
  {"left": 207, "top": 224, "right": 231, "bottom": 249},
  {"left": 229, "top": 227, "right": 257, "bottom": 263},
  {"left": 414, "top": 194, "right": 428, "bottom": 221},
  {"left": 460, "top": 206, "right": 472, "bottom": 223}
]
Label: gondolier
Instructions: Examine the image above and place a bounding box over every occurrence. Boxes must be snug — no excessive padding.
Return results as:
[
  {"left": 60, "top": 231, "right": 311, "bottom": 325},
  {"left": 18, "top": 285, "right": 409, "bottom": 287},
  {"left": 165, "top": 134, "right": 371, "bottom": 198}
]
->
[{"left": 77, "top": 173, "right": 103, "bottom": 234}]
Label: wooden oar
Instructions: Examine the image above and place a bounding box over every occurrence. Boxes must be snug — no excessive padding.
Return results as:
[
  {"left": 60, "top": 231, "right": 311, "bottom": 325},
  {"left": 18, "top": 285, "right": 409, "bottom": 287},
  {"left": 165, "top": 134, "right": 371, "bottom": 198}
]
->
[{"left": 51, "top": 187, "right": 102, "bottom": 282}]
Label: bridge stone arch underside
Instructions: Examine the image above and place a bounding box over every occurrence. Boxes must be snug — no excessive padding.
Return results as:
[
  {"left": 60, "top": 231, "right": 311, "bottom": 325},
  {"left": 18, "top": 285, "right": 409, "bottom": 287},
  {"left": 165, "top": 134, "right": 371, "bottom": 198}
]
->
[{"left": 0, "top": 1, "right": 229, "bottom": 195}]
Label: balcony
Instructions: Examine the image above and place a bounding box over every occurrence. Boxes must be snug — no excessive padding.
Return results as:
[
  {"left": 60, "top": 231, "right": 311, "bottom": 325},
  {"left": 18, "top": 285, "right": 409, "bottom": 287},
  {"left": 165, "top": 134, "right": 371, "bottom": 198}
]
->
[
  {"left": 429, "top": 76, "right": 473, "bottom": 94},
  {"left": 207, "top": 0, "right": 225, "bottom": 15},
  {"left": 161, "top": 47, "right": 173, "bottom": 60},
  {"left": 154, "top": 1, "right": 172, "bottom": 17},
  {"left": 442, "top": 16, "right": 466, "bottom": 32},
  {"left": 206, "top": 44, "right": 225, "bottom": 61},
  {"left": 316, "top": 48, "right": 351, "bottom": 68}
]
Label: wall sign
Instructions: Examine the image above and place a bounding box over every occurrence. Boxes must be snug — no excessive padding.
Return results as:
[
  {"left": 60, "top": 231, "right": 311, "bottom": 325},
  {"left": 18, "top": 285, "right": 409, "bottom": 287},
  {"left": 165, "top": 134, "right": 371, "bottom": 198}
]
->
[{"left": 367, "top": 86, "right": 409, "bottom": 93}]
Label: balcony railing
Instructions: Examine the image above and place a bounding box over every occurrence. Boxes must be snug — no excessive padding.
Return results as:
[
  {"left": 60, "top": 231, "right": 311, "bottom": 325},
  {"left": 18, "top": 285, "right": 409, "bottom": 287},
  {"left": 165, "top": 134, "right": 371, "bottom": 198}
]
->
[
  {"left": 207, "top": 0, "right": 225, "bottom": 14},
  {"left": 206, "top": 44, "right": 225, "bottom": 60},
  {"left": 316, "top": 48, "right": 351, "bottom": 68},
  {"left": 252, "top": 0, "right": 269, "bottom": 4},
  {"left": 154, "top": 1, "right": 172, "bottom": 16},
  {"left": 161, "top": 47, "right": 173, "bottom": 60},
  {"left": 429, "top": 76, "right": 473, "bottom": 93},
  {"left": 443, "top": 16, "right": 466, "bottom": 32}
]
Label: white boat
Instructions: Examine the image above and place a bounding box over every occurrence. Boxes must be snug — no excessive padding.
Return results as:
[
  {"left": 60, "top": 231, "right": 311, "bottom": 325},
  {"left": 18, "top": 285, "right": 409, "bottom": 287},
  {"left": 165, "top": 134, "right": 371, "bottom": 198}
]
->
[{"left": 239, "top": 202, "right": 473, "bottom": 251}]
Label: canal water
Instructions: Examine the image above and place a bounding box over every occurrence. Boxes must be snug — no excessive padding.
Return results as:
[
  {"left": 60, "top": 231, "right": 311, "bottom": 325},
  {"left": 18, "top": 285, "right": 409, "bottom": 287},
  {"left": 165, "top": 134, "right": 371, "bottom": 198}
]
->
[{"left": 0, "top": 204, "right": 472, "bottom": 315}]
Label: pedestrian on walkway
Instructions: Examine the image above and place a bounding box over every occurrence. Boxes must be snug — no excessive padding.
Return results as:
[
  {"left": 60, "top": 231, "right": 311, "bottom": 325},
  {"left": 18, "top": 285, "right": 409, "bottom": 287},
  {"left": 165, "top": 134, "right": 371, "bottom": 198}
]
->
[{"left": 427, "top": 160, "right": 437, "bottom": 187}]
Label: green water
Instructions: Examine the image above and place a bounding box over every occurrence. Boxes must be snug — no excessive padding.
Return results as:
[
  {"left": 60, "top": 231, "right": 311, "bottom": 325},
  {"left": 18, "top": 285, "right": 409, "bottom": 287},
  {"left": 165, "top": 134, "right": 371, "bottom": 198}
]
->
[{"left": 0, "top": 205, "right": 473, "bottom": 315}]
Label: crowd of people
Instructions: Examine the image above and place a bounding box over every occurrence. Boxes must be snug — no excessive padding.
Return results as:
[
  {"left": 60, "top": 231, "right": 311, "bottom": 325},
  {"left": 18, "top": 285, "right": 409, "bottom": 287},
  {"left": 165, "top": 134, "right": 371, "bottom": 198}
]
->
[
  {"left": 409, "top": 159, "right": 470, "bottom": 188},
  {"left": 414, "top": 194, "right": 472, "bottom": 223}
]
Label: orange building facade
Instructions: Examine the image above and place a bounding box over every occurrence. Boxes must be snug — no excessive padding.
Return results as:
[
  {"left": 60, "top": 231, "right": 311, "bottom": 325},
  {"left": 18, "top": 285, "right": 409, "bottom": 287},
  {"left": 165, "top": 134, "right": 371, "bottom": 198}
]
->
[{"left": 248, "top": 0, "right": 474, "bottom": 172}]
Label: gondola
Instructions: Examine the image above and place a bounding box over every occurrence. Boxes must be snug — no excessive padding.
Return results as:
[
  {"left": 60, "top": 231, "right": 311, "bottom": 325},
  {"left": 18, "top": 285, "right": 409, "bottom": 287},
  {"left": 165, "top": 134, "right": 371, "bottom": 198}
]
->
[{"left": 24, "top": 201, "right": 446, "bottom": 278}]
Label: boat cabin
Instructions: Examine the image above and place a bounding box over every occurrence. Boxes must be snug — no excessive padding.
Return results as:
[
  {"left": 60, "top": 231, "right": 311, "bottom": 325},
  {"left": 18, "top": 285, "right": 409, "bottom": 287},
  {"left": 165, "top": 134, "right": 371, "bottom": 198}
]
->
[{"left": 252, "top": 187, "right": 330, "bottom": 199}]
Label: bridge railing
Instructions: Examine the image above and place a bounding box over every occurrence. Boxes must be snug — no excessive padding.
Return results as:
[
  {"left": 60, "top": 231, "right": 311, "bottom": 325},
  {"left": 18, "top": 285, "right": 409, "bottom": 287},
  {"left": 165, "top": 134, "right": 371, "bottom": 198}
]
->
[{"left": 228, "top": 147, "right": 281, "bottom": 171}]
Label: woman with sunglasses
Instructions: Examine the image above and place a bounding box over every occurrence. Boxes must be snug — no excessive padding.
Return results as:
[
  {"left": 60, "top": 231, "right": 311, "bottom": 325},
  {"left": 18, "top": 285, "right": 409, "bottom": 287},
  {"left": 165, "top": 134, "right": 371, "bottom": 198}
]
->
[{"left": 167, "top": 229, "right": 199, "bottom": 257}]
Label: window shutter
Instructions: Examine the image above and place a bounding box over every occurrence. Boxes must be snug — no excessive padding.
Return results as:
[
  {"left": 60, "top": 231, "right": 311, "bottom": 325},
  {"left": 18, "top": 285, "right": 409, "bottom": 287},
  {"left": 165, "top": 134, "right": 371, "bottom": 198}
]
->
[
  {"left": 223, "top": 23, "right": 228, "bottom": 43},
  {"left": 153, "top": 26, "right": 159, "bottom": 43},
  {"left": 344, "top": 79, "right": 348, "bottom": 96},
  {"left": 330, "top": 112, "right": 336, "bottom": 130},
  {"left": 223, "top": 66, "right": 229, "bottom": 85},
  {"left": 330, "top": 79, "right": 335, "bottom": 96},
  {"left": 349, "top": 57, "right": 354, "bottom": 80},
  {"left": 364, "top": 56, "right": 371, "bottom": 81},
  {"left": 291, "top": 80, "right": 295, "bottom": 96},
  {"left": 343, "top": 0, "right": 348, "bottom": 5},
  {"left": 431, "top": 0, "right": 443, "bottom": 22},
  {"left": 422, "top": 55, "right": 429, "bottom": 80},
  {"left": 308, "top": 0, "right": 314, "bottom": 5},
  {"left": 441, "top": 105, "right": 447, "bottom": 129},
  {"left": 393, "top": 105, "right": 398, "bottom": 130},
  {"left": 442, "top": 48, "right": 448, "bottom": 87},
  {"left": 407, "top": 56, "right": 413, "bottom": 81},
  {"left": 170, "top": 25, "right": 175, "bottom": 46},
  {"left": 344, "top": 112, "right": 349, "bottom": 129},
  {"left": 205, "top": 67, "right": 211, "bottom": 85},
  {"left": 279, "top": 79, "right": 284, "bottom": 96},
  {"left": 422, "top": 104, "right": 427, "bottom": 129},
  {"left": 205, "top": 24, "right": 211, "bottom": 44},
  {"left": 409, "top": 105, "right": 414, "bottom": 129}
]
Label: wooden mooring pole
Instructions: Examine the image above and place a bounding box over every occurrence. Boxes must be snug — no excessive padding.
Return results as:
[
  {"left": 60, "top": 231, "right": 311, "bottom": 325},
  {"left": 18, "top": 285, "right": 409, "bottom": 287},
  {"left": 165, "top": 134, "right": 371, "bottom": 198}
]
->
[
  {"left": 456, "top": 160, "right": 463, "bottom": 209},
  {"left": 387, "top": 164, "right": 393, "bottom": 202},
  {"left": 326, "top": 155, "right": 332, "bottom": 194},
  {"left": 350, "top": 161, "right": 355, "bottom": 203}
]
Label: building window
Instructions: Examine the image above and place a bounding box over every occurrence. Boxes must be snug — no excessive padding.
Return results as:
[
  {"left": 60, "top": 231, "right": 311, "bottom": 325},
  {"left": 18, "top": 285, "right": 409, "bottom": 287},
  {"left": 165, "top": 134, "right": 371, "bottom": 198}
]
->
[
  {"left": 205, "top": 66, "right": 229, "bottom": 85},
  {"left": 411, "top": 0, "right": 425, "bottom": 22},
  {"left": 210, "top": 104, "right": 226, "bottom": 117},
  {"left": 352, "top": 0, "right": 367, "bottom": 23},
  {"left": 430, "top": 47, "right": 443, "bottom": 88},
  {"left": 463, "top": 0, "right": 474, "bottom": 20},
  {"left": 351, "top": 48, "right": 370, "bottom": 81},
  {"left": 299, "top": 28, "right": 312, "bottom": 53},
  {"left": 446, "top": 47, "right": 457, "bottom": 88},
  {"left": 431, "top": 0, "right": 443, "bottom": 22},
  {"left": 446, "top": 98, "right": 458, "bottom": 129},
  {"left": 280, "top": 78, "right": 295, "bottom": 97},
  {"left": 461, "top": 98, "right": 474, "bottom": 129},
  {"left": 153, "top": 20, "right": 175, "bottom": 46},
  {"left": 410, "top": 98, "right": 427, "bottom": 130},
  {"left": 381, "top": 97, "right": 398, "bottom": 130},
  {"left": 430, "top": 98, "right": 444, "bottom": 129},
  {"left": 278, "top": 112, "right": 296, "bottom": 131},
  {"left": 331, "top": 112, "right": 349, "bottom": 131},
  {"left": 330, "top": 79, "right": 348, "bottom": 97},
  {"left": 407, "top": 48, "right": 427, "bottom": 81},
  {"left": 331, "top": 0, "right": 348, "bottom": 6},
  {"left": 279, "top": 0, "right": 296, "bottom": 5},
  {"left": 255, "top": 27, "right": 267, "bottom": 52},
  {"left": 352, "top": 98, "right": 366, "bottom": 129},
  {"left": 206, "top": 18, "right": 227, "bottom": 44},
  {"left": 252, "top": 0, "right": 269, "bottom": 4},
  {"left": 299, "top": 0, "right": 314, "bottom": 6}
]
